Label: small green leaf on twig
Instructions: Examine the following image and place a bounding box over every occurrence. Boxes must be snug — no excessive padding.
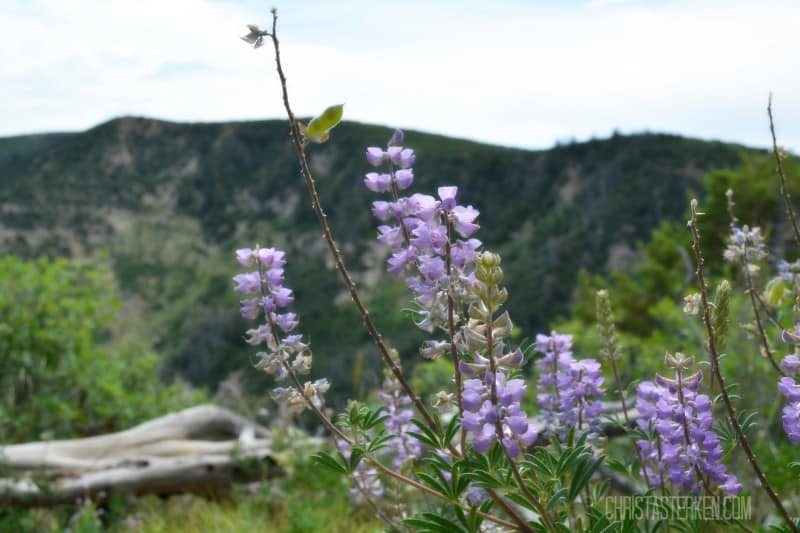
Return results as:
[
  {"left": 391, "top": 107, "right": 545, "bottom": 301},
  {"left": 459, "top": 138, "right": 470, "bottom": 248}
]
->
[{"left": 300, "top": 103, "right": 344, "bottom": 143}]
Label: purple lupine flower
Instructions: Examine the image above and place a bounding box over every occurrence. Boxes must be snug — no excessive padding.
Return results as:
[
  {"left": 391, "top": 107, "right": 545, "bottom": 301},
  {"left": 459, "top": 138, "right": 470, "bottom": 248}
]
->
[
  {"left": 371, "top": 201, "right": 393, "bottom": 221},
  {"left": 635, "top": 359, "right": 741, "bottom": 495},
  {"left": 233, "top": 246, "right": 328, "bottom": 412},
  {"left": 460, "top": 374, "right": 538, "bottom": 457},
  {"left": 782, "top": 402, "right": 800, "bottom": 443},
  {"left": 366, "top": 147, "right": 385, "bottom": 166},
  {"left": 273, "top": 312, "right": 298, "bottom": 332},
  {"left": 399, "top": 148, "right": 415, "bottom": 168},
  {"left": 272, "top": 286, "right": 294, "bottom": 307},
  {"left": 723, "top": 225, "right": 767, "bottom": 266},
  {"left": 395, "top": 168, "right": 414, "bottom": 189},
  {"left": 232, "top": 271, "right": 261, "bottom": 294},
  {"left": 781, "top": 354, "right": 800, "bottom": 374},
  {"left": 362, "top": 133, "right": 483, "bottom": 337},
  {"left": 364, "top": 172, "right": 392, "bottom": 192},
  {"left": 778, "top": 260, "right": 800, "bottom": 282},
  {"left": 378, "top": 376, "right": 422, "bottom": 470},
  {"left": 535, "top": 332, "right": 604, "bottom": 433},
  {"left": 782, "top": 323, "right": 800, "bottom": 345},
  {"left": 779, "top": 334, "right": 800, "bottom": 444},
  {"left": 451, "top": 205, "right": 480, "bottom": 238}
]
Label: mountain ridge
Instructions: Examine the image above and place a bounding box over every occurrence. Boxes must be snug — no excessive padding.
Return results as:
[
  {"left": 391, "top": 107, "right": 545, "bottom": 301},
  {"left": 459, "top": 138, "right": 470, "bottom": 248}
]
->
[{"left": 0, "top": 116, "right": 752, "bottom": 397}]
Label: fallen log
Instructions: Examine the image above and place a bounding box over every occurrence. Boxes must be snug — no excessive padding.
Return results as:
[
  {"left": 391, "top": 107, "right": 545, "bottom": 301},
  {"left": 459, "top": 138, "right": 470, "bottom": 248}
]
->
[
  {"left": 0, "top": 405, "right": 285, "bottom": 506},
  {"left": 0, "top": 400, "right": 644, "bottom": 506}
]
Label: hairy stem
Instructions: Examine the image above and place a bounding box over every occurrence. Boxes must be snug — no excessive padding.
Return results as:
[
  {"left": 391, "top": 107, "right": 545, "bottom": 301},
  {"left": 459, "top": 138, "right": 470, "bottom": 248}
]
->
[{"left": 689, "top": 199, "right": 798, "bottom": 532}]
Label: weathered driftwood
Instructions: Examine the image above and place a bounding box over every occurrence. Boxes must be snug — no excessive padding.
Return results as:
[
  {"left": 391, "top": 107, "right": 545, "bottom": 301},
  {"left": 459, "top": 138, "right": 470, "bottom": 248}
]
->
[
  {"left": 0, "top": 405, "right": 283, "bottom": 505},
  {"left": 0, "top": 400, "right": 644, "bottom": 506}
]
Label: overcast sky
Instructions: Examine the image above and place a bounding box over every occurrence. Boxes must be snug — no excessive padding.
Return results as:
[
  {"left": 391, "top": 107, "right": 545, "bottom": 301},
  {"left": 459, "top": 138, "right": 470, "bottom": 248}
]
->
[{"left": 1, "top": 0, "right": 798, "bottom": 151}]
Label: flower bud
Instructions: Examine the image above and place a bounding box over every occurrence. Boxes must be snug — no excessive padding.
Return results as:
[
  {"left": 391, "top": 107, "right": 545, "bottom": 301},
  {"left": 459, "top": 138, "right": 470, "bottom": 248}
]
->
[{"left": 388, "top": 128, "right": 404, "bottom": 147}]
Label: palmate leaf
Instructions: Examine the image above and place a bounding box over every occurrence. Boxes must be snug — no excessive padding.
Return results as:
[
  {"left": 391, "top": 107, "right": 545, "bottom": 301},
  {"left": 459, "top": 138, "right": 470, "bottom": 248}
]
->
[{"left": 360, "top": 404, "right": 389, "bottom": 429}]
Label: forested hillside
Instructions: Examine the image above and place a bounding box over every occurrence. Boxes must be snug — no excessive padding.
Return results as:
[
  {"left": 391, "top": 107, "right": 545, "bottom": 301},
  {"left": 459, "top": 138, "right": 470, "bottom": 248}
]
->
[{"left": 0, "top": 117, "right": 750, "bottom": 400}]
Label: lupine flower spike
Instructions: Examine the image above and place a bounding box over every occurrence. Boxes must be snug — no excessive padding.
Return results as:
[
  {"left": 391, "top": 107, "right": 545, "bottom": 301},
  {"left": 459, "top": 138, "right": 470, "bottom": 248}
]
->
[
  {"left": 233, "top": 246, "right": 329, "bottom": 413},
  {"left": 635, "top": 352, "right": 741, "bottom": 495}
]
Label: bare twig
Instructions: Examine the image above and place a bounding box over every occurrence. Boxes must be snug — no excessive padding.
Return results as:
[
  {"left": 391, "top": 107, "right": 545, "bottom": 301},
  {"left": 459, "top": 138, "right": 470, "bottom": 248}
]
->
[
  {"left": 689, "top": 199, "right": 798, "bottom": 532},
  {"left": 768, "top": 94, "right": 800, "bottom": 247},
  {"left": 262, "top": 10, "right": 533, "bottom": 530},
  {"left": 264, "top": 7, "right": 438, "bottom": 437}
]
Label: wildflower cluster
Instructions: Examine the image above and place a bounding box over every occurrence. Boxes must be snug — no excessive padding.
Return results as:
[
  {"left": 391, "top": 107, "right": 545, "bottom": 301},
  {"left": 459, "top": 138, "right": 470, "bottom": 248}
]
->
[
  {"left": 233, "top": 246, "right": 328, "bottom": 412},
  {"left": 777, "top": 259, "right": 800, "bottom": 286},
  {"left": 635, "top": 352, "right": 741, "bottom": 495},
  {"left": 457, "top": 253, "right": 538, "bottom": 456},
  {"left": 723, "top": 224, "right": 767, "bottom": 272},
  {"left": 364, "top": 130, "right": 481, "bottom": 335},
  {"left": 779, "top": 326, "right": 800, "bottom": 443},
  {"left": 535, "top": 332, "right": 604, "bottom": 434},
  {"left": 377, "top": 365, "right": 422, "bottom": 470}
]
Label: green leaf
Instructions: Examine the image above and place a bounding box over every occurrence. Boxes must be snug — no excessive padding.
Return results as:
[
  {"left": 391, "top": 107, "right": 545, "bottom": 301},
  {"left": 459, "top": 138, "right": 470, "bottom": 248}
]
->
[
  {"left": 411, "top": 418, "right": 443, "bottom": 448},
  {"left": 418, "top": 472, "right": 451, "bottom": 498},
  {"left": 310, "top": 451, "right": 347, "bottom": 474},
  {"left": 348, "top": 447, "right": 364, "bottom": 472},
  {"left": 366, "top": 431, "right": 393, "bottom": 453},
  {"left": 420, "top": 513, "right": 467, "bottom": 533},
  {"left": 404, "top": 518, "right": 460, "bottom": 533},
  {"left": 568, "top": 456, "right": 604, "bottom": 501},
  {"left": 505, "top": 492, "right": 540, "bottom": 512},
  {"left": 444, "top": 416, "right": 461, "bottom": 447},
  {"left": 463, "top": 469, "right": 503, "bottom": 489},
  {"left": 545, "top": 487, "right": 568, "bottom": 510},
  {"left": 304, "top": 103, "right": 344, "bottom": 142}
]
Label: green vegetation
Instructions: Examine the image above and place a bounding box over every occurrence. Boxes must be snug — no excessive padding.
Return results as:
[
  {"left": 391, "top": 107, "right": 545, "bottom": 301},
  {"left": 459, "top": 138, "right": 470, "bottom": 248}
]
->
[
  {"left": 1, "top": 117, "right": 799, "bottom": 529},
  {"left": 551, "top": 152, "right": 800, "bottom": 501},
  {"left": 0, "top": 255, "right": 202, "bottom": 444}
]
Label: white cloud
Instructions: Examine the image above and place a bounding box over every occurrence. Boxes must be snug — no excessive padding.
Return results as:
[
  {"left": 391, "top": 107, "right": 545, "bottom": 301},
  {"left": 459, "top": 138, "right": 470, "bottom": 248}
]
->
[{"left": 0, "top": 0, "right": 798, "bottom": 151}]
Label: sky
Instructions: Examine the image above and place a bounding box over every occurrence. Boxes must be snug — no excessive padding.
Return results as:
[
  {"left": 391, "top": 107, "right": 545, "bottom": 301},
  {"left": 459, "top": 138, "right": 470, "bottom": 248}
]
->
[{"left": 1, "top": 0, "right": 799, "bottom": 151}]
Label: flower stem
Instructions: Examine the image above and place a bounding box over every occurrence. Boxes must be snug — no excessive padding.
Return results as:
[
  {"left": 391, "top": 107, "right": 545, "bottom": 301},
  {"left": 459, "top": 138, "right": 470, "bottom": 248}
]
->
[
  {"left": 689, "top": 199, "right": 798, "bottom": 532},
  {"left": 768, "top": 94, "right": 800, "bottom": 247},
  {"left": 265, "top": 8, "right": 437, "bottom": 435},
  {"left": 742, "top": 241, "right": 783, "bottom": 374}
]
